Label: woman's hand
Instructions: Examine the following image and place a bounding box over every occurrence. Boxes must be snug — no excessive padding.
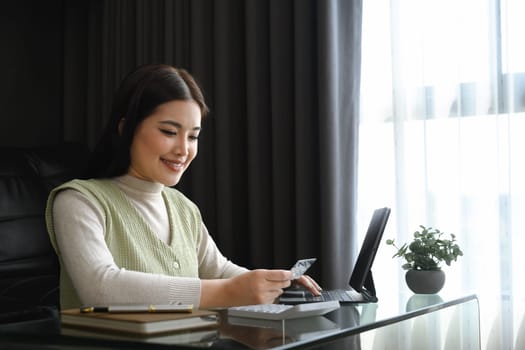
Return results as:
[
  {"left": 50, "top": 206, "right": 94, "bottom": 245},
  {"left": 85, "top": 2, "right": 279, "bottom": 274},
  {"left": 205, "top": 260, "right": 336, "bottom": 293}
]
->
[
  {"left": 293, "top": 274, "right": 323, "bottom": 296},
  {"left": 200, "top": 269, "right": 293, "bottom": 308}
]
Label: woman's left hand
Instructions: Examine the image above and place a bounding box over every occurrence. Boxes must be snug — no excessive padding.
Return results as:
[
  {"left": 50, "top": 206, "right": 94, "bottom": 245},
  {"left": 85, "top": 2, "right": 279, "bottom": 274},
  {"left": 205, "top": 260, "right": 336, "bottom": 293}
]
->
[{"left": 293, "top": 275, "right": 322, "bottom": 296}]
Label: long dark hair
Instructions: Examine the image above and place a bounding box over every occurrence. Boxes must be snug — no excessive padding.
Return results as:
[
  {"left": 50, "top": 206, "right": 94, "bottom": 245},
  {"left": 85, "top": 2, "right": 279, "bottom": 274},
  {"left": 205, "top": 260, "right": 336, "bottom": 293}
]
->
[{"left": 84, "top": 64, "right": 209, "bottom": 179}]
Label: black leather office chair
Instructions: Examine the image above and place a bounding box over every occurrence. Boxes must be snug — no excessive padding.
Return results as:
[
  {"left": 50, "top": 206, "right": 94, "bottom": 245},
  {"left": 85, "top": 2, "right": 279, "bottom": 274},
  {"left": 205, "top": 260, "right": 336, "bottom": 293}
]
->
[{"left": 0, "top": 143, "right": 87, "bottom": 333}]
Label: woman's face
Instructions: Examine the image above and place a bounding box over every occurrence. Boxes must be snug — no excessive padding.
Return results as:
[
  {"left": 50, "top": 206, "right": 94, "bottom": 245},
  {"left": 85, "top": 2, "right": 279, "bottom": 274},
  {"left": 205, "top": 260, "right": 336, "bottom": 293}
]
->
[{"left": 128, "top": 99, "right": 201, "bottom": 186}]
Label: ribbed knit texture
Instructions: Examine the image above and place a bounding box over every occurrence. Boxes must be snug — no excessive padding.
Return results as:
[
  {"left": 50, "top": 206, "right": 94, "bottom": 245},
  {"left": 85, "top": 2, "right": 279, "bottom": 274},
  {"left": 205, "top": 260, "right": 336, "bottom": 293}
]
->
[{"left": 46, "top": 179, "right": 202, "bottom": 308}]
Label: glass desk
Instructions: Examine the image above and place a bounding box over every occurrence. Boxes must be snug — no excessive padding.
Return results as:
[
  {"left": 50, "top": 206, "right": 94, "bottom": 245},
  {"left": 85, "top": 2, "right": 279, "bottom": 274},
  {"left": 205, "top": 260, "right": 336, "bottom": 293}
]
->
[{"left": 0, "top": 293, "right": 480, "bottom": 350}]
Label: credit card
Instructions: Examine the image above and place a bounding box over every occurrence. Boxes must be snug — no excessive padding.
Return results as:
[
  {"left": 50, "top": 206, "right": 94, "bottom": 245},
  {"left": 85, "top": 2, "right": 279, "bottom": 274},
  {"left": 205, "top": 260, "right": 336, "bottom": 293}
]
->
[{"left": 290, "top": 258, "right": 317, "bottom": 279}]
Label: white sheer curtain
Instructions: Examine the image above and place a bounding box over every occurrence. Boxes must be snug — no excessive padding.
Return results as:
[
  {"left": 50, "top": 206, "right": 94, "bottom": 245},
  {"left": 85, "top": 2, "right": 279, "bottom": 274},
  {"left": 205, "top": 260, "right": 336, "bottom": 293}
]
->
[{"left": 358, "top": 0, "right": 525, "bottom": 349}]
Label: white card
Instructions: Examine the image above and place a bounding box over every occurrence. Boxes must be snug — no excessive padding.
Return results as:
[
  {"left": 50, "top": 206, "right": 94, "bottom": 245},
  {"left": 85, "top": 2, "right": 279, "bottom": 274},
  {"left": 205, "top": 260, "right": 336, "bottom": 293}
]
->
[{"left": 290, "top": 258, "right": 317, "bottom": 279}]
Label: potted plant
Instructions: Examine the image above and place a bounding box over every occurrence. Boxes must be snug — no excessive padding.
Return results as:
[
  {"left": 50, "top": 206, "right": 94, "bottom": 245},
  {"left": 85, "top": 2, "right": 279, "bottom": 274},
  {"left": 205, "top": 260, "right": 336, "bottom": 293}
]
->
[{"left": 386, "top": 225, "right": 463, "bottom": 294}]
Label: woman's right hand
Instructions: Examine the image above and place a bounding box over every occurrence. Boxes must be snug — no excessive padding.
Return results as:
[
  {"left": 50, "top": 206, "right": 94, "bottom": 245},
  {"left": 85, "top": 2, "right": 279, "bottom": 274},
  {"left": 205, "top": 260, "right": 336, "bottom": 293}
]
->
[{"left": 200, "top": 269, "right": 293, "bottom": 308}]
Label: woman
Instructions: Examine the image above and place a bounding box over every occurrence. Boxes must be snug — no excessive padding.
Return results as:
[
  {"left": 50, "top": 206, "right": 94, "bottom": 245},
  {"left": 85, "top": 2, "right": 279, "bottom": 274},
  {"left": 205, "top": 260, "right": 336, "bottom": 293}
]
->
[{"left": 46, "top": 64, "right": 321, "bottom": 309}]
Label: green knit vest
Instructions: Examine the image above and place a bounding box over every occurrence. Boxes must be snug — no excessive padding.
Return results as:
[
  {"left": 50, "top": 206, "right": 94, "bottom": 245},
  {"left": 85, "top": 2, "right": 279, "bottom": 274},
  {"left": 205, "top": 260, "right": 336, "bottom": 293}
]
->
[{"left": 45, "top": 179, "right": 202, "bottom": 309}]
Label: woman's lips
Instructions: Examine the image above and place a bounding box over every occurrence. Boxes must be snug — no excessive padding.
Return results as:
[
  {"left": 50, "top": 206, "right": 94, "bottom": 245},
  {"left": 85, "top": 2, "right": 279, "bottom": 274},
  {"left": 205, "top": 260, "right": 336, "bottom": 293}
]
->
[{"left": 161, "top": 158, "right": 184, "bottom": 171}]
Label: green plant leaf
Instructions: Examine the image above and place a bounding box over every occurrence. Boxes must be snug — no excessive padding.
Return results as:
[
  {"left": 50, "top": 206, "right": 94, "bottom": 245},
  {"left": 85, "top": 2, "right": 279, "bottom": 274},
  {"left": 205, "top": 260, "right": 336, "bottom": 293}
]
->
[{"left": 386, "top": 225, "right": 463, "bottom": 271}]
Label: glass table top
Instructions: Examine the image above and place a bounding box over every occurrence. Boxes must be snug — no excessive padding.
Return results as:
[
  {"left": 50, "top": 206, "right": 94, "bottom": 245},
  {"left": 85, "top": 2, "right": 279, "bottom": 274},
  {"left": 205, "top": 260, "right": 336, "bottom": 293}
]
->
[{"left": 0, "top": 292, "right": 480, "bottom": 350}]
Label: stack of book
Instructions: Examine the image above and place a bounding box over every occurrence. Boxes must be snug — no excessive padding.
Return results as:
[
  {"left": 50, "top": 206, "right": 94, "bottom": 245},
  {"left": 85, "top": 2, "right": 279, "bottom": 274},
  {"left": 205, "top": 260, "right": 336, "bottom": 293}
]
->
[{"left": 60, "top": 305, "right": 219, "bottom": 345}]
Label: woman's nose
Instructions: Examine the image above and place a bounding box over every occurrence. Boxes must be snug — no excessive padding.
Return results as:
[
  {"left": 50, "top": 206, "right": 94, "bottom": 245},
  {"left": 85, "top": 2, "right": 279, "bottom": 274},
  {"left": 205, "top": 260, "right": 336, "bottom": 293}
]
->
[{"left": 174, "top": 136, "right": 189, "bottom": 156}]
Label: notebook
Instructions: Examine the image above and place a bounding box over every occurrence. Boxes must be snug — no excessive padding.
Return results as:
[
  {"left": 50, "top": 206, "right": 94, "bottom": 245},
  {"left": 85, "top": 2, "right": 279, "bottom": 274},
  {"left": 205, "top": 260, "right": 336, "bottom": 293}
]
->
[
  {"left": 279, "top": 207, "right": 391, "bottom": 305},
  {"left": 60, "top": 308, "right": 218, "bottom": 335}
]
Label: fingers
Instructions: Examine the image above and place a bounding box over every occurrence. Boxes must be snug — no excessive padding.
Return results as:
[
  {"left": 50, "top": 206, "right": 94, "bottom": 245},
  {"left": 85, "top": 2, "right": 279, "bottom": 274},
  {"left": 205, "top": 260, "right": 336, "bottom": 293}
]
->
[
  {"left": 239, "top": 270, "right": 289, "bottom": 303},
  {"left": 296, "top": 275, "right": 323, "bottom": 296},
  {"left": 257, "top": 270, "right": 323, "bottom": 296},
  {"left": 240, "top": 270, "right": 323, "bottom": 305},
  {"left": 252, "top": 269, "right": 292, "bottom": 291},
  {"left": 263, "top": 269, "right": 293, "bottom": 282},
  {"left": 264, "top": 271, "right": 292, "bottom": 301}
]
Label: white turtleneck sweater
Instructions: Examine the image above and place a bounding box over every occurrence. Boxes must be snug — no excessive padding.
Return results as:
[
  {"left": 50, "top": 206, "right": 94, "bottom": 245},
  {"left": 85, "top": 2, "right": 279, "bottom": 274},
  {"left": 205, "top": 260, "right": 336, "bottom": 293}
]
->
[{"left": 51, "top": 175, "right": 248, "bottom": 308}]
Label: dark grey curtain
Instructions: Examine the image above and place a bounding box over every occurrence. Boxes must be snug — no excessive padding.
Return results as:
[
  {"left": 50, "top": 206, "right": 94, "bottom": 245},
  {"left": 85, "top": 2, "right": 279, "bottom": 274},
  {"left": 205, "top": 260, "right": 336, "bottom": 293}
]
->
[{"left": 63, "top": 0, "right": 361, "bottom": 289}]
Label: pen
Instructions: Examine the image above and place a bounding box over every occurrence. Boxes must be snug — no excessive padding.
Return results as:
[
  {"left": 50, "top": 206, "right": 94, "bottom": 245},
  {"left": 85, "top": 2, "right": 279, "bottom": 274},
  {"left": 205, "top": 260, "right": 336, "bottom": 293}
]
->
[{"left": 80, "top": 304, "right": 194, "bottom": 313}]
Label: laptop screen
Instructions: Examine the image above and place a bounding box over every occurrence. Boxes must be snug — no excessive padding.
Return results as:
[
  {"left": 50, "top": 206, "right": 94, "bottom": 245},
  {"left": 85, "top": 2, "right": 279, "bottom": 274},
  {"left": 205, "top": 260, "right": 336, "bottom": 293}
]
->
[{"left": 349, "top": 207, "right": 391, "bottom": 295}]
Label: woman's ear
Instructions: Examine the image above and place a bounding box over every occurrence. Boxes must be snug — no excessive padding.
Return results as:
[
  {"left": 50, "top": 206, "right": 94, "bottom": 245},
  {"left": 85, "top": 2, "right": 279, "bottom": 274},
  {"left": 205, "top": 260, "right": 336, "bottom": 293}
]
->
[{"left": 118, "top": 118, "right": 125, "bottom": 135}]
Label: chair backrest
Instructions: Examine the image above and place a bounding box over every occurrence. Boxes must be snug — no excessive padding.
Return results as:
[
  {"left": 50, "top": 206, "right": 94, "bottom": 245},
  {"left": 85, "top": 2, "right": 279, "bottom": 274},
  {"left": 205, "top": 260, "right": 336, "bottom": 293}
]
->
[{"left": 0, "top": 143, "right": 88, "bottom": 313}]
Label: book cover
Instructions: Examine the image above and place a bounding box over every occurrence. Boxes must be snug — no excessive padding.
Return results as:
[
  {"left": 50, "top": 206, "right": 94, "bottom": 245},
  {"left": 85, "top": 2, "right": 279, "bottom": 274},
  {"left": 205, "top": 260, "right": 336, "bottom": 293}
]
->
[{"left": 60, "top": 308, "right": 218, "bottom": 335}]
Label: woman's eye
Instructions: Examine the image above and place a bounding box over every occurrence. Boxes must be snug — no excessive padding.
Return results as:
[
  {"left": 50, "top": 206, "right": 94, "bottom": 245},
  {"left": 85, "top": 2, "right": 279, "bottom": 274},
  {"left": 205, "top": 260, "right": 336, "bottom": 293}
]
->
[
  {"left": 160, "top": 129, "right": 177, "bottom": 136},
  {"left": 189, "top": 135, "right": 200, "bottom": 141}
]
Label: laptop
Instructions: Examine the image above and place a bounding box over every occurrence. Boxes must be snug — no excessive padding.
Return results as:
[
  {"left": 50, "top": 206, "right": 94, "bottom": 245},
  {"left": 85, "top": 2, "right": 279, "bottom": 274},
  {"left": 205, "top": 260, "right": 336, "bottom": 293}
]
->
[{"left": 279, "top": 207, "right": 391, "bottom": 305}]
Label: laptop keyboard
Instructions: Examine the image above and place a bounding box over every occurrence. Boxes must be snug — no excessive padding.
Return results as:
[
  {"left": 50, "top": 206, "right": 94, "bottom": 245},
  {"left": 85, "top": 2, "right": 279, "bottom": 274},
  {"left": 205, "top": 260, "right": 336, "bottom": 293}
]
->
[
  {"left": 280, "top": 288, "right": 363, "bottom": 303},
  {"left": 313, "top": 289, "right": 361, "bottom": 302}
]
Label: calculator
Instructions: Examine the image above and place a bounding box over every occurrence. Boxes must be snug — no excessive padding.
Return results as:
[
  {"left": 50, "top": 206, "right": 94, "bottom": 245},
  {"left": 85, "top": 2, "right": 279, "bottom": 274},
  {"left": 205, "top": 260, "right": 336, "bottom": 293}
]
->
[{"left": 227, "top": 300, "right": 340, "bottom": 320}]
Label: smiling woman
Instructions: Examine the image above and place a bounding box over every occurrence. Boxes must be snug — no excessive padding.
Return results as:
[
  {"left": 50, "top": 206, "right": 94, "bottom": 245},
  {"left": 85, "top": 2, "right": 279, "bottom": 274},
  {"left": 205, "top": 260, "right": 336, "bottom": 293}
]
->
[
  {"left": 127, "top": 100, "right": 202, "bottom": 186},
  {"left": 86, "top": 64, "right": 209, "bottom": 180},
  {"left": 43, "top": 64, "right": 322, "bottom": 311}
]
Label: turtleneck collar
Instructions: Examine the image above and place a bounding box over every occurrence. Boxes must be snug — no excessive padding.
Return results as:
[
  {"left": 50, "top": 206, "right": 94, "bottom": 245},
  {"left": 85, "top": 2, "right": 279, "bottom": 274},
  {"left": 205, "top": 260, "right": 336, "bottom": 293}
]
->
[{"left": 113, "top": 174, "right": 165, "bottom": 195}]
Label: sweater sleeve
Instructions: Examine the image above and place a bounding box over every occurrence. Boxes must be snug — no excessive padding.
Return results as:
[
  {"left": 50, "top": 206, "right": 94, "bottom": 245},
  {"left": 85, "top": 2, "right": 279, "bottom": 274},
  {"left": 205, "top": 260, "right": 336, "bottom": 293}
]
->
[
  {"left": 52, "top": 189, "right": 202, "bottom": 308},
  {"left": 197, "top": 223, "right": 249, "bottom": 279}
]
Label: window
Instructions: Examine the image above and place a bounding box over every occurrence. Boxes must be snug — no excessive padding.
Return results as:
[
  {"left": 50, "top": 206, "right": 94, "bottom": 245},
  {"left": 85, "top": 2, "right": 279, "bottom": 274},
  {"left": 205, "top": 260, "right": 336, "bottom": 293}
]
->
[{"left": 359, "top": 1, "right": 525, "bottom": 349}]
